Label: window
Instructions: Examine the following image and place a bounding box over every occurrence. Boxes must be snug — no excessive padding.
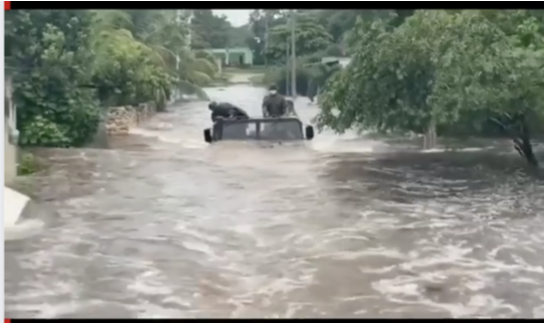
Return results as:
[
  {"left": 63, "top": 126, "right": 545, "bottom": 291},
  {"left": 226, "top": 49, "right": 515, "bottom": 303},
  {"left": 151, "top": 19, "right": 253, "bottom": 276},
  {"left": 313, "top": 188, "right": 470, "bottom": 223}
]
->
[
  {"left": 222, "top": 122, "right": 258, "bottom": 140},
  {"left": 259, "top": 120, "right": 303, "bottom": 141}
]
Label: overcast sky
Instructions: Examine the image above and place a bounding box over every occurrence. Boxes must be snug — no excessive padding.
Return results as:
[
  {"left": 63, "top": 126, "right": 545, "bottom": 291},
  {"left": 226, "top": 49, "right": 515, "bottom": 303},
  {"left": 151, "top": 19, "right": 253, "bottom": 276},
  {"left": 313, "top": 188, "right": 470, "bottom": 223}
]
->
[{"left": 213, "top": 10, "right": 252, "bottom": 27}]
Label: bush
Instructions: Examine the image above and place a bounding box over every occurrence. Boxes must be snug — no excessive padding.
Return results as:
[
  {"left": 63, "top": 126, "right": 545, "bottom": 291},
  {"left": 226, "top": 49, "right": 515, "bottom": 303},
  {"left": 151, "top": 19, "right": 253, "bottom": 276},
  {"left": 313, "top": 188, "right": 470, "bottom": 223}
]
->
[
  {"left": 17, "top": 152, "right": 43, "bottom": 176},
  {"left": 18, "top": 115, "right": 70, "bottom": 147},
  {"left": 9, "top": 10, "right": 102, "bottom": 148}
]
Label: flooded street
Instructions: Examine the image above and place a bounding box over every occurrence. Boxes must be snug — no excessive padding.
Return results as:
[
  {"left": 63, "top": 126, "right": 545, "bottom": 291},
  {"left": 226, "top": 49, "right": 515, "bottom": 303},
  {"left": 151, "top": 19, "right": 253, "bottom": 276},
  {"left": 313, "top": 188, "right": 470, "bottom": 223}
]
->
[{"left": 5, "top": 85, "right": 543, "bottom": 318}]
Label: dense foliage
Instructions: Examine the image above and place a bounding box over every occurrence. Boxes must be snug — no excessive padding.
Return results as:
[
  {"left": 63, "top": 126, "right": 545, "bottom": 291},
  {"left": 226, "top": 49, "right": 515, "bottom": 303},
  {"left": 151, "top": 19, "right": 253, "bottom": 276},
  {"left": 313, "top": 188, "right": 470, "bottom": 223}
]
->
[
  {"left": 191, "top": 10, "right": 231, "bottom": 49},
  {"left": 6, "top": 10, "right": 100, "bottom": 147},
  {"left": 248, "top": 10, "right": 392, "bottom": 95},
  {"left": 264, "top": 13, "right": 333, "bottom": 63},
  {"left": 7, "top": 8, "right": 542, "bottom": 168},
  {"left": 5, "top": 9, "right": 218, "bottom": 147},
  {"left": 245, "top": 9, "right": 543, "bottom": 166},
  {"left": 317, "top": 10, "right": 543, "bottom": 166},
  {"left": 262, "top": 58, "right": 342, "bottom": 97}
]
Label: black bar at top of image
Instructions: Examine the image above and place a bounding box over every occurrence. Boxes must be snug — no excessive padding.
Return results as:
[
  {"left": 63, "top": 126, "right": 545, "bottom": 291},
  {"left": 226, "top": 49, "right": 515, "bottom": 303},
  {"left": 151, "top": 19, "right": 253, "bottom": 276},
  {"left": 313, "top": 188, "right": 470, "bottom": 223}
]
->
[
  {"left": 8, "top": 320, "right": 233, "bottom": 322},
  {"left": 5, "top": 320, "right": 261, "bottom": 322},
  {"left": 7, "top": 0, "right": 544, "bottom": 10}
]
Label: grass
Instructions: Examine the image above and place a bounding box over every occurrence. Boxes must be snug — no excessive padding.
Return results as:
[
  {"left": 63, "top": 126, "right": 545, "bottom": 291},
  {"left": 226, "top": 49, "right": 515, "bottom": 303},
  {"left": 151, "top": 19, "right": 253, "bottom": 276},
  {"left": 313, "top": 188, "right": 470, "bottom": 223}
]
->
[{"left": 17, "top": 151, "right": 45, "bottom": 176}]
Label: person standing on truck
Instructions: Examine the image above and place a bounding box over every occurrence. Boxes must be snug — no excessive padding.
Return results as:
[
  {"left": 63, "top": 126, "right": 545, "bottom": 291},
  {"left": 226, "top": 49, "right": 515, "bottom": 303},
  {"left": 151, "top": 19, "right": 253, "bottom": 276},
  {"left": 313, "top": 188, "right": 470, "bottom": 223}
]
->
[
  {"left": 262, "top": 85, "right": 288, "bottom": 118},
  {"left": 209, "top": 101, "right": 249, "bottom": 122}
]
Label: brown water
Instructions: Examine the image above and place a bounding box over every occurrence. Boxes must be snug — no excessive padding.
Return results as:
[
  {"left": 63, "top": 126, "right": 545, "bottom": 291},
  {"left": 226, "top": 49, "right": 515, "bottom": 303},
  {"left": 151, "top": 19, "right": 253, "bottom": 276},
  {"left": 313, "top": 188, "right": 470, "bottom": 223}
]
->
[{"left": 5, "top": 85, "right": 544, "bottom": 318}]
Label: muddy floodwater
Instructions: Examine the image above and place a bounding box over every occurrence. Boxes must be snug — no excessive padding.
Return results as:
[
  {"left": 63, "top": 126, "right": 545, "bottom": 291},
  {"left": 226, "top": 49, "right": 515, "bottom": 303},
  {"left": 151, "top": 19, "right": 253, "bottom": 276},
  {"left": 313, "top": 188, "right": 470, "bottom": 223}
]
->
[{"left": 5, "top": 85, "right": 544, "bottom": 318}]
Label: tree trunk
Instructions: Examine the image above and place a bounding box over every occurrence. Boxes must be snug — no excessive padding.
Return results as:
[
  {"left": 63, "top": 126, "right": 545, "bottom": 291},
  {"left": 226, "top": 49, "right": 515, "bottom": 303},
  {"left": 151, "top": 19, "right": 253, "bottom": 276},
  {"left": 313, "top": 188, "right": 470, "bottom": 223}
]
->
[
  {"left": 489, "top": 114, "right": 539, "bottom": 168},
  {"left": 513, "top": 118, "right": 539, "bottom": 167},
  {"left": 423, "top": 119, "right": 437, "bottom": 150}
]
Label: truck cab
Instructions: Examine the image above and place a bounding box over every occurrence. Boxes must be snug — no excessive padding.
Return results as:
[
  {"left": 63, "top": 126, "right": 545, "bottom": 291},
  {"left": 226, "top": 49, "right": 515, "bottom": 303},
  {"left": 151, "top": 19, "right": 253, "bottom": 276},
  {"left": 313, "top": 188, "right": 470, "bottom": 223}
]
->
[{"left": 203, "top": 117, "right": 315, "bottom": 143}]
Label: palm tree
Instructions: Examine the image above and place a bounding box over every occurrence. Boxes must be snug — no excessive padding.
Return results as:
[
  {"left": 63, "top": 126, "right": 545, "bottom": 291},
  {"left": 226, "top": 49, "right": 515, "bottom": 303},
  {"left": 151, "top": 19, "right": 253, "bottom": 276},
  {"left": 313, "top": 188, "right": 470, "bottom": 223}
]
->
[{"left": 90, "top": 10, "right": 217, "bottom": 105}]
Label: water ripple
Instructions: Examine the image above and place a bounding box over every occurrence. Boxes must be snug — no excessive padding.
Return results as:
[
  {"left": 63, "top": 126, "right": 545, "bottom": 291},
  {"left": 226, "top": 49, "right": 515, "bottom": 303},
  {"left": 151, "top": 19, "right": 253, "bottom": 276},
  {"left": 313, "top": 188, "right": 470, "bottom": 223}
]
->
[{"left": 5, "top": 86, "right": 543, "bottom": 318}]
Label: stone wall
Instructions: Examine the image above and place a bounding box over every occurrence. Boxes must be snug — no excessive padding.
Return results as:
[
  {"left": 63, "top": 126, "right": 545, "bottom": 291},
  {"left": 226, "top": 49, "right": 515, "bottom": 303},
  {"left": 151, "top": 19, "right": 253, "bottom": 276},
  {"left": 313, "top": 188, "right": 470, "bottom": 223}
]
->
[{"left": 105, "top": 102, "right": 157, "bottom": 135}]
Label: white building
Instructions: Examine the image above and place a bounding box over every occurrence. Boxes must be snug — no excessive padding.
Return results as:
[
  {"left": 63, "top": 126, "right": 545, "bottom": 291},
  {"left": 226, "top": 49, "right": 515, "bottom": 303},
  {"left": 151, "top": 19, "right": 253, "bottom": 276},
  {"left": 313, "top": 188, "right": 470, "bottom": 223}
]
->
[{"left": 321, "top": 56, "right": 352, "bottom": 68}]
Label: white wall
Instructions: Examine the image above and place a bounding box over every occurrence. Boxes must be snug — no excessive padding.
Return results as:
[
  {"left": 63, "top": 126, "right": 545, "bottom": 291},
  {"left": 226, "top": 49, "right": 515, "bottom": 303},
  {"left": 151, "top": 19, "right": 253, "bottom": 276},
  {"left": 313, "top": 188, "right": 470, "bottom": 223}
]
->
[
  {"left": 4, "top": 124, "right": 17, "bottom": 184},
  {"left": 4, "top": 187, "right": 29, "bottom": 228},
  {"left": 338, "top": 57, "right": 352, "bottom": 68},
  {"left": 4, "top": 75, "right": 17, "bottom": 184}
]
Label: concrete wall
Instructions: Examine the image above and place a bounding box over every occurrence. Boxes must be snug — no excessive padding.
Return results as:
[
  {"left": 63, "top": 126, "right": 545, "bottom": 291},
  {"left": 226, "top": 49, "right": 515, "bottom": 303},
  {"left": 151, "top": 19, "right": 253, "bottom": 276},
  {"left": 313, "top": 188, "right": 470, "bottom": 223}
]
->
[{"left": 105, "top": 102, "right": 157, "bottom": 135}]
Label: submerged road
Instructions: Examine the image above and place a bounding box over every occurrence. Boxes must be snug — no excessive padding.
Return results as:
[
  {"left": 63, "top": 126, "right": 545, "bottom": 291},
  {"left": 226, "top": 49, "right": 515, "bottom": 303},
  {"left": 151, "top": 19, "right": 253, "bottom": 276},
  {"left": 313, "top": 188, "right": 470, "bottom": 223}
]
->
[{"left": 5, "top": 85, "right": 544, "bottom": 318}]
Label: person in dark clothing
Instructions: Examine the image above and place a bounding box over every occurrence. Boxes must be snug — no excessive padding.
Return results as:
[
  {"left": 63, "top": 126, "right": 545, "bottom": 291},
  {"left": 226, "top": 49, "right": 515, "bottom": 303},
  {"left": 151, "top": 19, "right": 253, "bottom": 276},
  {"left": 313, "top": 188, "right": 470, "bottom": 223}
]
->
[
  {"left": 262, "top": 85, "right": 288, "bottom": 118},
  {"left": 209, "top": 101, "right": 251, "bottom": 140},
  {"left": 209, "top": 101, "right": 249, "bottom": 122}
]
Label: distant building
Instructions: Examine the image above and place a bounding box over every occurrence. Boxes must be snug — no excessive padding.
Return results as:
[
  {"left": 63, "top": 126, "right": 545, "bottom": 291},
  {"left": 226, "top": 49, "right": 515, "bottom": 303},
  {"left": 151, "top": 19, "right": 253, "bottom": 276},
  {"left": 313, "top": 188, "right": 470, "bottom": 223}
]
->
[
  {"left": 206, "top": 47, "right": 254, "bottom": 67},
  {"left": 321, "top": 56, "right": 352, "bottom": 68}
]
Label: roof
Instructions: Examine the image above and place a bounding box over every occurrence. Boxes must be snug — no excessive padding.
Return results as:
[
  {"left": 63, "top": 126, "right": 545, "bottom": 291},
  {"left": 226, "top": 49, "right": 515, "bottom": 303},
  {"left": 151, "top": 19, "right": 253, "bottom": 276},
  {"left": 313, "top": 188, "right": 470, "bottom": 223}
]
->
[{"left": 215, "top": 117, "right": 302, "bottom": 125}]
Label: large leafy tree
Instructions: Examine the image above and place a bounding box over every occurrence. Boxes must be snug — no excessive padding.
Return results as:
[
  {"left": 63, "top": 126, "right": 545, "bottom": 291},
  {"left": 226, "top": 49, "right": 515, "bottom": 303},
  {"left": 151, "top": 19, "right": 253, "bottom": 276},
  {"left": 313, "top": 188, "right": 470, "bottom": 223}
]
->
[
  {"left": 91, "top": 10, "right": 216, "bottom": 105},
  {"left": 249, "top": 9, "right": 393, "bottom": 95},
  {"left": 314, "top": 10, "right": 394, "bottom": 43},
  {"left": 6, "top": 10, "right": 100, "bottom": 147},
  {"left": 264, "top": 12, "right": 333, "bottom": 64},
  {"left": 318, "top": 10, "right": 543, "bottom": 166},
  {"left": 191, "top": 10, "right": 232, "bottom": 49},
  {"left": 246, "top": 10, "right": 288, "bottom": 65},
  {"left": 5, "top": 9, "right": 218, "bottom": 147}
]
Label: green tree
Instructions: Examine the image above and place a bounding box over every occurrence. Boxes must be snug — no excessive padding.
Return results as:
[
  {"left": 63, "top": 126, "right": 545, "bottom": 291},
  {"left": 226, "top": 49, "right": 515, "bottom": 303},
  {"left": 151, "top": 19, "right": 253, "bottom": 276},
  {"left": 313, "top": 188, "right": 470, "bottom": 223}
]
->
[
  {"left": 250, "top": 9, "right": 393, "bottom": 91},
  {"left": 191, "top": 10, "right": 232, "bottom": 49},
  {"left": 315, "top": 10, "right": 394, "bottom": 43},
  {"left": 247, "top": 10, "right": 288, "bottom": 65},
  {"left": 262, "top": 55, "right": 342, "bottom": 98},
  {"left": 90, "top": 10, "right": 168, "bottom": 107},
  {"left": 91, "top": 10, "right": 216, "bottom": 104},
  {"left": 5, "top": 9, "right": 218, "bottom": 147},
  {"left": 265, "top": 12, "right": 333, "bottom": 63},
  {"left": 229, "top": 25, "right": 252, "bottom": 48},
  {"left": 6, "top": 10, "right": 100, "bottom": 147},
  {"left": 318, "top": 10, "right": 543, "bottom": 166}
]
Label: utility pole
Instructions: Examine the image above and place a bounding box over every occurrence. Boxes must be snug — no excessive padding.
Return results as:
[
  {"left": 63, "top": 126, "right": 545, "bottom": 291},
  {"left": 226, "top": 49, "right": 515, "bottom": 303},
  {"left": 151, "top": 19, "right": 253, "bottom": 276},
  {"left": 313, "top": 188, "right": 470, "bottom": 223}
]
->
[
  {"left": 187, "top": 10, "right": 193, "bottom": 48},
  {"left": 175, "top": 10, "right": 182, "bottom": 101},
  {"left": 264, "top": 11, "right": 270, "bottom": 67},
  {"left": 290, "top": 10, "right": 297, "bottom": 99},
  {"left": 285, "top": 43, "right": 290, "bottom": 95}
]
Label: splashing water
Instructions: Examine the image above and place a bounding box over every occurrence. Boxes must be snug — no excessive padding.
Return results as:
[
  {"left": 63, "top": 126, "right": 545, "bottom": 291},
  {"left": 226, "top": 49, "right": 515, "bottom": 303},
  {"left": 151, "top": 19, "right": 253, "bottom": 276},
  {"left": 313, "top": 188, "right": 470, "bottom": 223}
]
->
[{"left": 5, "top": 86, "right": 543, "bottom": 318}]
